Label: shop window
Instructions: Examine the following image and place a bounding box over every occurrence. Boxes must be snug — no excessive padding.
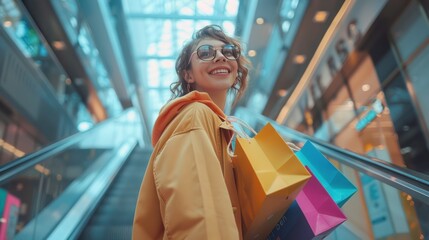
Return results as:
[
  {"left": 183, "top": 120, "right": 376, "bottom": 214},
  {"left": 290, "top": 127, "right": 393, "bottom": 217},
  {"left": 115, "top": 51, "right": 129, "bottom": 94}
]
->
[
  {"left": 390, "top": 1, "right": 429, "bottom": 147},
  {"left": 403, "top": 46, "right": 429, "bottom": 137},
  {"left": 391, "top": 1, "right": 429, "bottom": 61},
  {"left": 390, "top": 0, "right": 429, "bottom": 162}
]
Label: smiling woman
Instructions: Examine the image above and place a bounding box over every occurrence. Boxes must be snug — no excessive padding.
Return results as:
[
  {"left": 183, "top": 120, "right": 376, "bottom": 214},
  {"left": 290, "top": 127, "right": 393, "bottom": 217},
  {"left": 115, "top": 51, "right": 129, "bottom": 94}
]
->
[
  {"left": 132, "top": 25, "right": 251, "bottom": 240},
  {"left": 172, "top": 25, "right": 250, "bottom": 108},
  {"left": 122, "top": 0, "right": 241, "bottom": 129}
]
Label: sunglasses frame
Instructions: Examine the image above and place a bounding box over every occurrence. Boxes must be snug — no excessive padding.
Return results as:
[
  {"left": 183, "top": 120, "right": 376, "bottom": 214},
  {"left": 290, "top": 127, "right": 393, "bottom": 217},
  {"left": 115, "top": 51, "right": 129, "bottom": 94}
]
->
[{"left": 187, "top": 44, "right": 240, "bottom": 66}]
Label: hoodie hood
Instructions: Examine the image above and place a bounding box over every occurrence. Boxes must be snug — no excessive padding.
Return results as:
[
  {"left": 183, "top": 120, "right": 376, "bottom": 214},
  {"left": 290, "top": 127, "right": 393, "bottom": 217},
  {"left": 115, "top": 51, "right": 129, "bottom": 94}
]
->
[{"left": 151, "top": 91, "right": 226, "bottom": 146}]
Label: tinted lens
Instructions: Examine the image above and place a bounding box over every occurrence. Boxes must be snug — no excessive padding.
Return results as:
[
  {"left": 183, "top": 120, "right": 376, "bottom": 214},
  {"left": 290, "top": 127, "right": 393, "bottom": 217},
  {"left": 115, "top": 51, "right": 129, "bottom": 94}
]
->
[
  {"left": 196, "top": 44, "right": 240, "bottom": 61},
  {"left": 222, "top": 45, "right": 239, "bottom": 60},
  {"left": 197, "top": 45, "right": 215, "bottom": 60}
]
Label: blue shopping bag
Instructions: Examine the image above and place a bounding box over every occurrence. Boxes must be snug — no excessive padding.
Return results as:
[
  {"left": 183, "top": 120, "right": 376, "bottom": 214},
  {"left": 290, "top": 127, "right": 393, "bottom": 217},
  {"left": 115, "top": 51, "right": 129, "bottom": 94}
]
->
[{"left": 296, "top": 141, "right": 357, "bottom": 207}]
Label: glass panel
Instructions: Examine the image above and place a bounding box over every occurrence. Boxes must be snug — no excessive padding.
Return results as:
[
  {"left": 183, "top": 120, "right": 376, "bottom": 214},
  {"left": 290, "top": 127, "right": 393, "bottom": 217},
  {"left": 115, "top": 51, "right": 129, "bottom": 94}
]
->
[
  {"left": 236, "top": 107, "right": 428, "bottom": 239},
  {"left": 0, "top": 110, "right": 142, "bottom": 239},
  {"left": 50, "top": 0, "right": 123, "bottom": 118},
  {"left": 405, "top": 45, "right": 429, "bottom": 139},
  {"left": 327, "top": 160, "right": 425, "bottom": 240},
  {"left": 124, "top": 0, "right": 239, "bottom": 128},
  {"left": 391, "top": 1, "right": 429, "bottom": 61},
  {"left": 0, "top": 0, "right": 91, "bottom": 124},
  {"left": 390, "top": 0, "right": 429, "bottom": 152},
  {"left": 321, "top": 86, "right": 354, "bottom": 140}
]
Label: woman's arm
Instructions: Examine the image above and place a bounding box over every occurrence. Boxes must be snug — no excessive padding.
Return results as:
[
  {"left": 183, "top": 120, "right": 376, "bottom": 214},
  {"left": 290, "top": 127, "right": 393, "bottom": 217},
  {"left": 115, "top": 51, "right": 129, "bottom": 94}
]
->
[{"left": 153, "top": 128, "right": 239, "bottom": 240}]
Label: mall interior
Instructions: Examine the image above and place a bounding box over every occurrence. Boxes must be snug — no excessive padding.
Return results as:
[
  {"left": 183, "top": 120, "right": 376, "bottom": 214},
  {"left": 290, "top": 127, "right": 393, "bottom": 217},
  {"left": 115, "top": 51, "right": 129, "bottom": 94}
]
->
[{"left": 1, "top": 0, "right": 429, "bottom": 239}]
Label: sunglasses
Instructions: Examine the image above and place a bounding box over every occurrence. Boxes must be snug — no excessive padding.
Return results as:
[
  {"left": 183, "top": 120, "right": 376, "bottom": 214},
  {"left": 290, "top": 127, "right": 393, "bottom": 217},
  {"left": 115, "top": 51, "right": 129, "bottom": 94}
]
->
[{"left": 188, "top": 44, "right": 240, "bottom": 65}]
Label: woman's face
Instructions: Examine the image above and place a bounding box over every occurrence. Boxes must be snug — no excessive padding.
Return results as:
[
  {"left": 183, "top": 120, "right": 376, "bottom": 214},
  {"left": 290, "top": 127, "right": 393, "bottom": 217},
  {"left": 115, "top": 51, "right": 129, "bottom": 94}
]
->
[{"left": 186, "top": 38, "right": 239, "bottom": 95}]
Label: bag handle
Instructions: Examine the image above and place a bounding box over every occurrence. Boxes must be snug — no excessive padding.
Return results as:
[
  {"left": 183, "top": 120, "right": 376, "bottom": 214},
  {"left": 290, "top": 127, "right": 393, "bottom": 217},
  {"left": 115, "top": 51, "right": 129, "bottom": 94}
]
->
[
  {"left": 224, "top": 116, "right": 257, "bottom": 157},
  {"left": 224, "top": 116, "right": 301, "bottom": 157},
  {"left": 226, "top": 116, "right": 258, "bottom": 138}
]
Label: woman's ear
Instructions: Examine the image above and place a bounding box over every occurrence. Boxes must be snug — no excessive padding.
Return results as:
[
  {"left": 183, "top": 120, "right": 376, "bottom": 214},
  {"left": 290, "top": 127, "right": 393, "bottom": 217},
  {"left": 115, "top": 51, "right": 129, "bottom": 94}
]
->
[{"left": 184, "top": 71, "right": 194, "bottom": 83}]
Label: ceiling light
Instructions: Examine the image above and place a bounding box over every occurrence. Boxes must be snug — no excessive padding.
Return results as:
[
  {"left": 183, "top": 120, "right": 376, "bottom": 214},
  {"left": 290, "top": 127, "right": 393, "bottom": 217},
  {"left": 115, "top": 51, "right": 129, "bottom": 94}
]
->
[
  {"left": 361, "top": 84, "right": 370, "bottom": 92},
  {"left": 314, "top": 11, "right": 329, "bottom": 23},
  {"left": 52, "top": 41, "right": 66, "bottom": 50},
  {"left": 294, "top": 55, "right": 306, "bottom": 64},
  {"left": 3, "top": 20, "right": 12, "bottom": 27},
  {"left": 282, "top": 21, "right": 290, "bottom": 32},
  {"left": 278, "top": 89, "right": 288, "bottom": 97},
  {"left": 248, "top": 50, "right": 257, "bottom": 57},
  {"left": 78, "top": 121, "right": 93, "bottom": 132},
  {"left": 256, "top": 18, "right": 264, "bottom": 25},
  {"left": 291, "top": 0, "right": 299, "bottom": 8}
]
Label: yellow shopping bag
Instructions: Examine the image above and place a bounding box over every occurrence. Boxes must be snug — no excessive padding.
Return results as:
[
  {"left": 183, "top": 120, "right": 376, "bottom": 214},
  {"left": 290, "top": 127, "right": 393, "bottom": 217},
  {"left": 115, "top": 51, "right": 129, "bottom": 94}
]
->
[{"left": 233, "top": 123, "right": 311, "bottom": 240}]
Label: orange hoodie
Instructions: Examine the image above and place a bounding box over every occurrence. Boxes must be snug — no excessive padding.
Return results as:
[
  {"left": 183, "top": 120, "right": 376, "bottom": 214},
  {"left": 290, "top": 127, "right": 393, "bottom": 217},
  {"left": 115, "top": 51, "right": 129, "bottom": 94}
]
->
[{"left": 133, "top": 91, "right": 242, "bottom": 240}]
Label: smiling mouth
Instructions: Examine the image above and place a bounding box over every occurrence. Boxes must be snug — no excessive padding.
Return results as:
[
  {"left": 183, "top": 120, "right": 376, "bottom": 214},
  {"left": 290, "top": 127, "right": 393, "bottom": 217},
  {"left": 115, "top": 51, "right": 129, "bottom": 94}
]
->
[{"left": 210, "top": 68, "right": 230, "bottom": 74}]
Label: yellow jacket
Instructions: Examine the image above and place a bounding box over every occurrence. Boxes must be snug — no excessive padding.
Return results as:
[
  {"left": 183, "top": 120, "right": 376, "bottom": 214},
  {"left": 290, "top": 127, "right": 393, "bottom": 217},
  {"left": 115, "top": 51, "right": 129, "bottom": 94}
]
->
[{"left": 133, "top": 91, "right": 242, "bottom": 239}]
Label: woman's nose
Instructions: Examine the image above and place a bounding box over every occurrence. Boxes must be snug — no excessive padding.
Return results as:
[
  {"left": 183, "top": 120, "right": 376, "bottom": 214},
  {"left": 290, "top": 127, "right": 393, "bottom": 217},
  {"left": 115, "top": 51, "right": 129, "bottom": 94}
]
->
[{"left": 213, "top": 49, "right": 227, "bottom": 62}]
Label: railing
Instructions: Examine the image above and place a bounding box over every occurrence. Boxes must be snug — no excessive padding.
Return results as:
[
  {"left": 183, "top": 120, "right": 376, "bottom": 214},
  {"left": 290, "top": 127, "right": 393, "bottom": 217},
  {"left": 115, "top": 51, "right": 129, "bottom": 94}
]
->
[
  {"left": 0, "top": 108, "right": 146, "bottom": 239},
  {"left": 235, "top": 107, "right": 429, "bottom": 239},
  {"left": 2, "top": 106, "right": 428, "bottom": 239}
]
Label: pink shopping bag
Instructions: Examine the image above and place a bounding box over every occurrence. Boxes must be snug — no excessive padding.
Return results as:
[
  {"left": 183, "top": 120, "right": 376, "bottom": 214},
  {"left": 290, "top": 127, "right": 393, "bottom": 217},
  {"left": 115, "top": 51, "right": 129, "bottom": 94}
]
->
[
  {"left": 268, "top": 167, "right": 347, "bottom": 240},
  {"left": 0, "top": 189, "right": 20, "bottom": 240}
]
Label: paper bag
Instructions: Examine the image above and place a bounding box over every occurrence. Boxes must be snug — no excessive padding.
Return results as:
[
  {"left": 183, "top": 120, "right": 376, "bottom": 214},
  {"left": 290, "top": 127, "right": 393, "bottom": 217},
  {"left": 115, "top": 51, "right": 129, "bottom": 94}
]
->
[
  {"left": 0, "top": 189, "right": 20, "bottom": 240},
  {"left": 296, "top": 142, "right": 357, "bottom": 207},
  {"left": 268, "top": 168, "right": 347, "bottom": 240},
  {"left": 233, "top": 123, "right": 311, "bottom": 240}
]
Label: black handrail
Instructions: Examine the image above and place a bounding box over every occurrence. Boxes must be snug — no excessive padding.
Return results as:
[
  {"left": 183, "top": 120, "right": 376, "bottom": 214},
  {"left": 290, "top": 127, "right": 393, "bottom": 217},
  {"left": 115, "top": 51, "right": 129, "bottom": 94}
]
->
[
  {"left": 0, "top": 108, "right": 139, "bottom": 183},
  {"left": 236, "top": 107, "right": 429, "bottom": 202}
]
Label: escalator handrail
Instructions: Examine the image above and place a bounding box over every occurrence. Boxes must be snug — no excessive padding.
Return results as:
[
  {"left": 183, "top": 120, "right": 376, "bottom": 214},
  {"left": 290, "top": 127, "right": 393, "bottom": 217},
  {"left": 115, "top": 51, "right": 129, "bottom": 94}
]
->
[
  {"left": 237, "top": 108, "right": 429, "bottom": 202},
  {"left": 0, "top": 108, "right": 139, "bottom": 183},
  {"left": 275, "top": 119, "right": 429, "bottom": 186}
]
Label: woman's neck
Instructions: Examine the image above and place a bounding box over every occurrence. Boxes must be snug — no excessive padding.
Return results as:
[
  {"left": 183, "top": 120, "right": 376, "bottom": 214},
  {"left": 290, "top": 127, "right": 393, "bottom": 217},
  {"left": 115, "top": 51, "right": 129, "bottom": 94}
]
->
[{"left": 207, "top": 91, "right": 227, "bottom": 111}]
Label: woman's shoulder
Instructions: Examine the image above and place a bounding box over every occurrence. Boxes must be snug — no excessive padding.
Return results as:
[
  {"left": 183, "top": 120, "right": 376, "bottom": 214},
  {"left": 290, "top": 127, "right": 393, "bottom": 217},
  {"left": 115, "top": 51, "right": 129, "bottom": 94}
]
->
[
  {"left": 173, "top": 102, "right": 222, "bottom": 127},
  {"left": 180, "top": 102, "right": 219, "bottom": 116}
]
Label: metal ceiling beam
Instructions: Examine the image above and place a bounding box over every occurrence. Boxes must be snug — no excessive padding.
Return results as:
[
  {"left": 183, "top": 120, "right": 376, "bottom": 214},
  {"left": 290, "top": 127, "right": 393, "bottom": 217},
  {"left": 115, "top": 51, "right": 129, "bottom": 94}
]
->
[
  {"left": 262, "top": 0, "right": 346, "bottom": 119},
  {"left": 78, "top": 0, "right": 133, "bottom": 109}
]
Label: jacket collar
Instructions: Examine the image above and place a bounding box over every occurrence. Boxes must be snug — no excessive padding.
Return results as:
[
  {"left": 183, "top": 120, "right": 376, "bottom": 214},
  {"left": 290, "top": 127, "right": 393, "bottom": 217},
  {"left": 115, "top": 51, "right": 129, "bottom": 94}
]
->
[{"left": 152, "top": 91, "right": 226, "bottom": 146}]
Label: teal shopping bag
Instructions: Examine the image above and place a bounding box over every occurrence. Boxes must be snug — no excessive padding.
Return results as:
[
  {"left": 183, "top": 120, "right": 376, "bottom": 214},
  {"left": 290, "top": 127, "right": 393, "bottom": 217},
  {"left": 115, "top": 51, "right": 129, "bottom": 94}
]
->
[{"left": 296, "top": 141, "right": 357, "bottom": 207}]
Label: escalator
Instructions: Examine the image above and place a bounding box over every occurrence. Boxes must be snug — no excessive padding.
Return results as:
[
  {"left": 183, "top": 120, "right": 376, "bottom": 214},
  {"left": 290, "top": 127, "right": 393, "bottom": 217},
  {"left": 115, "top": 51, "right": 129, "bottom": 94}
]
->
[
  {"left": 0, "top": 109, "right": 428, "bottom": 239},
  {"left": 0, "top": 110, "right": 151, "bottom": 240},
  {"left": 78, "top": 148, "right": 150, "bottom": 240}
]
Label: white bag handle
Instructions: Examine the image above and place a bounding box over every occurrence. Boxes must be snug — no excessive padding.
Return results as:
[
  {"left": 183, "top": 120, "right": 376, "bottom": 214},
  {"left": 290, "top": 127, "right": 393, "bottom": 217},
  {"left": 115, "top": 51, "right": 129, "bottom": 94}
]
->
[{"left": 224, "top": 116, "right": 301, "bottom": 157}]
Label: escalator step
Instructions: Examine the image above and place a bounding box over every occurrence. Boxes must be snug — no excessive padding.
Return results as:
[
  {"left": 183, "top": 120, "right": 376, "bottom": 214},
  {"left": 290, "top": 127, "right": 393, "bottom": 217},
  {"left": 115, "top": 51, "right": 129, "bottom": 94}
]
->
[{"left": 79, "top": 149, "right": 151, "bottom": 239}]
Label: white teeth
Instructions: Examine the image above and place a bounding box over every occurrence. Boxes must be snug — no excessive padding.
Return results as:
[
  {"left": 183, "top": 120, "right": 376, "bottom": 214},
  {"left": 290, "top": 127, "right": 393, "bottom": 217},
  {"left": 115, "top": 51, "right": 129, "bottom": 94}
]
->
[{"left": 210, "top": 69, "right": 229, "bottom": 74}]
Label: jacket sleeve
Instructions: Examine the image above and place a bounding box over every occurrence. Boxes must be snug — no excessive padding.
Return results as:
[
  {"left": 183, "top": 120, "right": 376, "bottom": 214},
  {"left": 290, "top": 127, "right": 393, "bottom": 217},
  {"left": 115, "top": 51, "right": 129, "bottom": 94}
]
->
[{"left": 153, "top": 128, "right": 239, "bottom": 240}]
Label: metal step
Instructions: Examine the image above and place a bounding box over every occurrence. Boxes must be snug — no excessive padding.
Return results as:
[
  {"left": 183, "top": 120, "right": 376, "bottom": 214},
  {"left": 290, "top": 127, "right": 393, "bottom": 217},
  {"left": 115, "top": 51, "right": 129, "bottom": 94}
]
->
[{"left": 79, "top": 148, "right": 151, "bottom": 240}]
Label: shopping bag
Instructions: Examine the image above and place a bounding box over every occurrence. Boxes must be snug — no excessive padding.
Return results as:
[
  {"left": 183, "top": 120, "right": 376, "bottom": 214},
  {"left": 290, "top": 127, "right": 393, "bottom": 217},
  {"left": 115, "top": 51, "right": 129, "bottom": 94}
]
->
[
  {"left": 0, "top": 189, "right": 20, "bottom": 240},
  {"left": 233, "top": 123, "right": 311, "bottom": 240},
  {"left": 268, "top": 168, "right": 347, "bottom": 240},
  {"left": 296, "top": 141, "right": 357, "bottom": 207}
]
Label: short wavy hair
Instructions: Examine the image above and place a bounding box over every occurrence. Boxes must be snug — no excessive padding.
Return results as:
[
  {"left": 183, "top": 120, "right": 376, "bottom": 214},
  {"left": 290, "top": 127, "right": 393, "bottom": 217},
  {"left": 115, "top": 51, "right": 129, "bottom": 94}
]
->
[{"left": 170, "top": 24, "right": 251, "bottom": 104}]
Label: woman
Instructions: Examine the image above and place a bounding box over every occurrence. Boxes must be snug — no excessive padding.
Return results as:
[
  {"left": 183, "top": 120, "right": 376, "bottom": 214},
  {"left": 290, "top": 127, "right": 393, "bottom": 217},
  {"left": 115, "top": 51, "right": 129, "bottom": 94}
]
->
[{"left": 132, "top": 24, "right": 250, "bottom": 240}]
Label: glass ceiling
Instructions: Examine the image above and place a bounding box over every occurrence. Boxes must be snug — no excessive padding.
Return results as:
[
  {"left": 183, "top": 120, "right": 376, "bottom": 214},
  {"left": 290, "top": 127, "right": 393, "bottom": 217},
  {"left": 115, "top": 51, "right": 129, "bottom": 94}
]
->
[{"left": 122, "top": 0, "right": 240, "bottom": 128}]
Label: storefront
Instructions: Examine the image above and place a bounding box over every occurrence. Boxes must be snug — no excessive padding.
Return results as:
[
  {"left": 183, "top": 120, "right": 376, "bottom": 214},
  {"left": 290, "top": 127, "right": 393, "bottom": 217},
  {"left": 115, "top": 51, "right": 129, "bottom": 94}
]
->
[{"left": 280, "top": 0, "right": 429, "bottom": 238}]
